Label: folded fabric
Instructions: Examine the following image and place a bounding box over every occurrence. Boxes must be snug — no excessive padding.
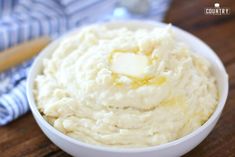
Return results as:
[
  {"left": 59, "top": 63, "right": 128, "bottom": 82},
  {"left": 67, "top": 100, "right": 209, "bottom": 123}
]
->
[
  {"left": 0, "top": 0, "right": 171, "bottom": 125},
  {"left": 0, "top": 60, "right": 32, "bottom": 125}
]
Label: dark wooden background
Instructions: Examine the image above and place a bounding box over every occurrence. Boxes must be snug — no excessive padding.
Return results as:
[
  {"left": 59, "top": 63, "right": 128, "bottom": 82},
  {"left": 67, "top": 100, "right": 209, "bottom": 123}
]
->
[{"left": 0, "top": 0, "right": 234, "bottom": 156}]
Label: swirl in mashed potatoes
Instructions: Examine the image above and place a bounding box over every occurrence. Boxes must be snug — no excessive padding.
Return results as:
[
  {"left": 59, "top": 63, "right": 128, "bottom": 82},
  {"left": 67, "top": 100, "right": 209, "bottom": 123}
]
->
[{"left": 34, "top": 24, "right": 218, "bottom": 147}]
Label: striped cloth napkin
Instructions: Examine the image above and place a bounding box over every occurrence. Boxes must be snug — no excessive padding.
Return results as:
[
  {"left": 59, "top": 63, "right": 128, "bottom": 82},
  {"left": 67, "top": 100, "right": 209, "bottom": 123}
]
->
[{"left": 0, "top": 0, "right": 172, "bottom": 125}]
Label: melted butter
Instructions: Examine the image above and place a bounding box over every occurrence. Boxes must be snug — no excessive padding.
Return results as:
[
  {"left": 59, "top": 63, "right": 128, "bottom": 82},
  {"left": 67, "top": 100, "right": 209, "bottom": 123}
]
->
[
  {"left": 109, "top": 47, "right": 162, "bottom": 89},
  {"left": 149, "top": 55, "right": 159, "bottom": 64},
  {"left": 112, "top": 73, "right": 123, "bottom": 87},
  {"left": 112, "top": 74, "right": 167, "bottom": 89},
  {"left": 130, "top": 76, "right": 166, "bottom": 88},
  {"left": 108, "top": 46, "right": 159, "bottom": 64},
  {"left": 112, "top": 47, "right": 139, "bottom": 54}
]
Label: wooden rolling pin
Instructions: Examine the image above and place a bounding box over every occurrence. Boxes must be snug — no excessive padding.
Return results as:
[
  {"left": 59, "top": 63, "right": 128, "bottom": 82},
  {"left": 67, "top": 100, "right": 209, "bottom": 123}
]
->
[{"left": 0, "top": 36, "right": 51, "bottom": 72}]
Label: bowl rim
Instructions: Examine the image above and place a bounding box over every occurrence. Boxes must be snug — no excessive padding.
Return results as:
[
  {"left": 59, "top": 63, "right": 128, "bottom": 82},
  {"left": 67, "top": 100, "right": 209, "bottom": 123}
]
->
[{"left": 26, "top": 20, "right": 229, "bottom": 153}]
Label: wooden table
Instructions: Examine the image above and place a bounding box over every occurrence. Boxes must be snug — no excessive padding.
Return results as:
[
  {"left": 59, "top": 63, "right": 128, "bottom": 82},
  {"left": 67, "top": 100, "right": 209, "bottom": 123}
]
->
[{"left": 0, "top": 0, "right": 234, "bottom": 156}]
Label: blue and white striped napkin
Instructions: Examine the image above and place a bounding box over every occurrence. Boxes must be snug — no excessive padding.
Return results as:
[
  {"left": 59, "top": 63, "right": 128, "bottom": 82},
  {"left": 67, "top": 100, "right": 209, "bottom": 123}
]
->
[{"left": 0, "top": 0, "right": 172, "bottom": 125}]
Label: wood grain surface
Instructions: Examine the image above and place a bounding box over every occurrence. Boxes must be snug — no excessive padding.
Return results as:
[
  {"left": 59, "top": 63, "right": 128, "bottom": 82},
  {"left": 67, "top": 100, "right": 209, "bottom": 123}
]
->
[{"left": 0, "top": 0, "right": 234, "bottom": 156}]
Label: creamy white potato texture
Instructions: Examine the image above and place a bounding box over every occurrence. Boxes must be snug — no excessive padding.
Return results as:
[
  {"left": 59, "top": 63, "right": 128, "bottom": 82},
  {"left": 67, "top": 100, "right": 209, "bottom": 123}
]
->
[{"left": 35, "top": 25, "right": 218, "bottom": 147}]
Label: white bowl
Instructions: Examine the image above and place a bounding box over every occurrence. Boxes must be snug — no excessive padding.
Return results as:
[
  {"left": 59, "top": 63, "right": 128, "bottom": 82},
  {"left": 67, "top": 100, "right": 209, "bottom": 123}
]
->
[{"left": 27, "top": 20, "right": 229, "bottom": 157}]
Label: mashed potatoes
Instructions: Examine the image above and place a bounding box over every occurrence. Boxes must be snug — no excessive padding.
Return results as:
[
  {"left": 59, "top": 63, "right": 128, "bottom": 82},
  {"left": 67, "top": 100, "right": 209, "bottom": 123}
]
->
[{"left": 34, "top": 24, "right": 218, "bottom": 147}]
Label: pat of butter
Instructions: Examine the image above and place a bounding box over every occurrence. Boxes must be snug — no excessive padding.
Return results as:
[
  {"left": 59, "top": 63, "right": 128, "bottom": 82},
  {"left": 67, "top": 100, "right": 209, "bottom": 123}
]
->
[{"left": 111, "top": 53, "right": 149, "bottom": 77}]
